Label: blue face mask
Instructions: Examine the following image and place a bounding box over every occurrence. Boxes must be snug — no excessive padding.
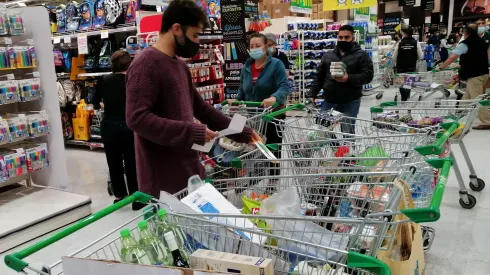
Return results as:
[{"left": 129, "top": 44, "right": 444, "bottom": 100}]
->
[
  {"left": 267, "top": 47, "right": 275, "bottom": 54},
  {"left": 478, "top": 26, "right": 486, "bottom": 34},
  {"left": 486, "top": 26, "right": 490, "bottom": 31},
  {"left": 249, "top": 48, "right": 265, "bottom": 60}
]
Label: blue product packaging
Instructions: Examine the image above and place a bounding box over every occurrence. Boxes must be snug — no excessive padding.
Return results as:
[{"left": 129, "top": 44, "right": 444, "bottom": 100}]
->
[
  {"left": 65, "top": 2, "right": 80, "bottom": 31},
  {"left": 56, "top": 5, "right": 66, "bottom": 33},
  {"left": 78, "top": 1, "right": 94, "bottom": 30},
  {"left": 93, "top": 0, "right": 106, "bottom": 28}
]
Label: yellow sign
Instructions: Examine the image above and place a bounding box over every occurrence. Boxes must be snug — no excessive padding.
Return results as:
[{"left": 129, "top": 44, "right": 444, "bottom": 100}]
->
[{"left": 323, "top": 0, "right": 376, "bottom": 11}]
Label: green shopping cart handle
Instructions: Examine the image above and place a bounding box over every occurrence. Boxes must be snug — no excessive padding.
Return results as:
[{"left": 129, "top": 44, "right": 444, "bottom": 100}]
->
[
  {"left": 220, "top": 100, "right": 279, "bottom": 108},
  {"left": 262, "top": 103, "right": 306, "bottom": 122},
  {"left": 348, "top": 251, "right": 391, "bottom": 275},
  {"left": 4, "top": 192, "right": 153, "bottom": 273},
  {"left": 414, "top": 122, "right": 459, "bottom": 156},
  {"left": 431, "top": 67, "right": 459, "bottom": 73},
  {"left": 401, "top": 158, "right": 453, "bottom": 223}
]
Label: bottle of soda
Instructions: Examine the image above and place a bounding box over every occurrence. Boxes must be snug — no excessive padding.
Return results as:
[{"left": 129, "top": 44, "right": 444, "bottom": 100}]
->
[
  {"left": 164, "top": 231, "right": 190, "bottom": 268},
  {"left": 156, "top": 209, "right": 191, "bottom": 259},
  {"left": 120, "top": 228, "right": 152, "bottom": 265},
  {"left": 138, "top": 220, "right": 173, "bottom": 266}
]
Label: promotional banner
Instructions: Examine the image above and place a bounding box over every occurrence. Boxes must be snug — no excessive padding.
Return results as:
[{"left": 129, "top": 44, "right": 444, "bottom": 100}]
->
[
  {"left": 399, "top": 0, "right": 415, "bottom": 6},
  {"left": 290, "top": 0, "right": 312, "bottom": 14},
  {"left": 421, "top": 0, "right": 434, "bottom": 11},
  {"left": 323, "top": 0, "right": 376, "bottom": 11},
  {"left": 221, "top": 0, "right": 257, "bottom": 99},
  {"left": 454, "top": 0, "right": 490, "bottom": 17},
  {"left": 382, "top": 12, "right": 402, "bottom": 35}
]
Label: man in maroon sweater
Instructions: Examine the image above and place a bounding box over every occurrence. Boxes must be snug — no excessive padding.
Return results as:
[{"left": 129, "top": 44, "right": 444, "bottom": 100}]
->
[{"left": 126, "top": 0, "right": 258, "bottom": 197}]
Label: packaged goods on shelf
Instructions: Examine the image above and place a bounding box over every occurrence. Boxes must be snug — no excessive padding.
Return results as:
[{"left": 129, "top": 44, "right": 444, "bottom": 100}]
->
[
  {"left": 18, "top": 78, "right": 42, "bottom": 102},
  {"left": 24, "top": 143, "right": 49, "bottom": 172},
  {"left": 6, "top": 115, "right": 29, "bottom": 143},
  {"left": 0, "top": 80, "right": 19, "bottom": 104},
  {"left": 0, "top": 148, "right": 28, "bottom": 179},
  {"left": 26, "top": 112, "right": 50, "bottom": 138},
  {"left": 0, "top": 46, "right": 37, "bottom": 69}
]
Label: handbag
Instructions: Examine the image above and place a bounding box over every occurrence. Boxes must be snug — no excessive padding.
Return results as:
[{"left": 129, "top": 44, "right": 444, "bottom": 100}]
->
[{"left": 377, "top": 179, "right": 425, "bottom": 275}]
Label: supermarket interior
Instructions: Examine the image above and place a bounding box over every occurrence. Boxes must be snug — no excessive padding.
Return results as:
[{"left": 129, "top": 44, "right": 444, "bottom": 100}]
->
[{"left": 1, "top": 0, "right": 490, "bottom": 274}]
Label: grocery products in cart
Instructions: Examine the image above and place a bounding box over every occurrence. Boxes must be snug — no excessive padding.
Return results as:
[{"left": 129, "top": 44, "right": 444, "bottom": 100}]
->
[
  {"left": 371, "top": 98, "right": 490, "bottom": 209},
  {"left": 4, "top": 192, "right": 394, "bottom": 275}
]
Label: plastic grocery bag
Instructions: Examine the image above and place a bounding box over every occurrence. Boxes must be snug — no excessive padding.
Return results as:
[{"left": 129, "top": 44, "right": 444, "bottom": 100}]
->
[{"left": 260, "top": 187, "right": 348, "bottom": 262}]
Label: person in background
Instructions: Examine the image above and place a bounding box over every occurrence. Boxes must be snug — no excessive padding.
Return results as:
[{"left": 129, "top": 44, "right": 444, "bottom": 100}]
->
[
  {"left": 307, "top": 25, "right": 373, "bottom": 134},
  {"left": 476, "top": 19, "right": 490, "bottom": 50},
  {"left": 427, "top": 31, "right": 441, "bottom": 47},
  {"left": 93, "top": 50, "right": 143, "bottom": 211},
  {"left": 447, "top": 32, "right": 457, "bottom": 46},
  {"left": 230, "top": 32, "right": 290, "bottom": 145},
  {"left": 125, "top": 0, "right": 260, "bottom": 196},
  {"left": 264, "top": 33, "right": 290, "bottom": 72},
  {"left": 392, "top": 28, "right": 424, "bottom": 101},
  {"left": 438, "top": 33, "right": 449, "bottom": 63},
  {"left": 438, "top": 26, "right": 490, "bottom": 130}
]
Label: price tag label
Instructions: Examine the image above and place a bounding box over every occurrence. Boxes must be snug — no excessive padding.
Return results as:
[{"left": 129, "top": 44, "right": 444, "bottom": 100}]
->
[
  {"left": 53, "top": 37, "right": 61, "bottom": 44},
  {"left": 33, "top": 72, "right": 40, "bottom": 77},
  {"left": 64, "top": 36, "right": 71, "bottom": 43},
  {"left": 26, "top": 39, "right": 34, "bottom": 45},
  {"left": 156, "top": 6, "right": 162, "bottom": 12},
  {"left": 77, "top": 34, "right": 88, "bottom": 54},
  {"left": 6, "top": 74, "right": 14, "bottom": 80},
  {"left": 100, "top": 30, "right": 109, "bottom": 39},
  {"left": 4, "top": 37, "right": 12, "bottom": 45}
]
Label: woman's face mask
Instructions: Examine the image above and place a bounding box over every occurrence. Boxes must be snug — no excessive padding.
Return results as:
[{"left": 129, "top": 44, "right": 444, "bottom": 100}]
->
[
  {"left": 249, "top": 48, "right": 265, "bottom": 60},
  {"left": 267, "top": 46, "right": 275, "bottom": 55},
  {"left": 478, "top": 26, "right": 486, "bottom": 35}
]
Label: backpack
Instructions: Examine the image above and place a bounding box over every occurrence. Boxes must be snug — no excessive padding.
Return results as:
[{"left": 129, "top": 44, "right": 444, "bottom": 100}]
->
[
  {"left": 105, "top": 0, "right": 123, "bottom": 25},
  {"left": 56, "top": 5, "right": 66, "bottom": 33},
  {"left": 65, "top": 2, "right": 80, "bottom": 31},
  {"left": 93, "top": 0, "right": 106, "bottom": 28},
  {"left": 78, "top": 0, "right": 94, "bottom": 30}
]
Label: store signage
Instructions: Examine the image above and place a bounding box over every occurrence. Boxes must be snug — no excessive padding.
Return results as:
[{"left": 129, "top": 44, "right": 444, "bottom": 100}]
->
[
  {"left": 221, "top": 0, "right": 258, "bottom": 99},
  {"left": 323, "top": 0, "right": 376, "bottom": 11},
  {"left": 382, "top": 12, "right": 402, "bottom": 35},
  {"left": 354, "top": 7, "right": 370, "bottom": 21},
  {"left": 399, "top": 0, "right": 415, "bottom": 6},
  {"left": 421, "top": 0, "right": 434, "bottom": 11},
  {"left": 290, "top": 0, "right": 312, "bottom": 14}
]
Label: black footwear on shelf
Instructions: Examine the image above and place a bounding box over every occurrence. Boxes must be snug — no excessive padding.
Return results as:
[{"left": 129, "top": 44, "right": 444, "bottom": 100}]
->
[{"left": 132, "top": 202, "right": 147, "bottom": 211}]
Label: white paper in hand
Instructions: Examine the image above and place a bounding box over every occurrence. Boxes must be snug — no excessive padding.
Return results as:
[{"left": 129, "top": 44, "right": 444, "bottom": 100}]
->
[{"left": 192, "top": 113, "right": 246, "bottom": 152}]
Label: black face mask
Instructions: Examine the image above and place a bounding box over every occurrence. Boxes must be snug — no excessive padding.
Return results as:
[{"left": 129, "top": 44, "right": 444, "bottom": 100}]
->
[
  {"left": 174, "top": 29, "right": 200, "bottom": 58},
  {"left": 337, "top": 41, "right": 353, "bottom": 52}
]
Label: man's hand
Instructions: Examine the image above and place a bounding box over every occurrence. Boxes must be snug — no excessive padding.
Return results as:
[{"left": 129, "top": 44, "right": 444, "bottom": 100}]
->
[
  {"left": 261, "top": 96, "right": 277, "bottom": 108},
  {"left": 250, "top": 131, "right": 263, "bottom": 144},
  {"left": 334, "top": 73, "right": 349, "bottom": 83},
  {"left": 205, "top": 127, "right": 218, "bottom": 142},
  {"left": 227, "top": 99, "right": 237, "bottom": 105}
]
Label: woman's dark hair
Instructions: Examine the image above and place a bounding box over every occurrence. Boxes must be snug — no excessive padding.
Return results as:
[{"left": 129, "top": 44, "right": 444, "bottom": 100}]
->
[
  {"left": 161, "top": 0, "right": 209, "bottom": 33},
  {"left": 249, "top": 32, "right": 267, "bottom": 44},
  {"left": 439, "top": 33, "right": 447, "bottom": 39},
  {"left": 464, "top": 26, "right": 478, "bottom": 37},
  {"left": 402, "top": 28, "right": 414, "bottom": 36},
  {"left": 111, "top": 50, "right": 131, "bottom": 73}
]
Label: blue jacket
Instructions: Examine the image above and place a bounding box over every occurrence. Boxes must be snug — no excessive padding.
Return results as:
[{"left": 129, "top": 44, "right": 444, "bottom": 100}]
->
[{"left": 237, "top": 55, "right": 290, "bottom": 104}]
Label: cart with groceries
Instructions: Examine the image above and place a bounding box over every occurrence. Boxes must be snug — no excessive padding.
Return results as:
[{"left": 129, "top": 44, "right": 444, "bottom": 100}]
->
[{"left": 4, "top": 103, "right": 458, "bottom": 275}]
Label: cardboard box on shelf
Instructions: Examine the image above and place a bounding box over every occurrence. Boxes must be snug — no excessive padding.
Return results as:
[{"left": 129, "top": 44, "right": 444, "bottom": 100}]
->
[
  {"left": 312, "top": 4, "right": 318, "bottom": 13},
  {"left": 270, "top": 2, "right": 291, "bottom": 18},
  {"left": 191, "top": 249, "right": 274, "bottom": 275},
  {"left": 315, "top": 4, "right": 322, "bottom": 12}
]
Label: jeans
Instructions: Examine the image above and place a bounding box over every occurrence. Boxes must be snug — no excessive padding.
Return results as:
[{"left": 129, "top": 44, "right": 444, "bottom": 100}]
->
[
  {"left": 322, "top": 99, "right": 361, "bottom": 135},
  {"left": 101, "top": 119, "right": 138, "bottom": 198}
]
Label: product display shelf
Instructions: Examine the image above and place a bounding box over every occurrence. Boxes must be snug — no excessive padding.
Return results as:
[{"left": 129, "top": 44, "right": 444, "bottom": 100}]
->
[
  {"left": 0, "top": 7, "right": 91, "bottom": 254},
  {"left": 51, "top": 23, "right": 137, "bottom": 41}
]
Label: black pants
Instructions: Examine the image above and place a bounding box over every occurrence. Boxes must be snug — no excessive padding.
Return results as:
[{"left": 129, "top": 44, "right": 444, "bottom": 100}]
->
[
  {"left": 101, "top": 119, "right": 138, "bottom": 198},
  {"left": 265, "top": 114, "right": 284, "bottom": 176},
  {"left": 399, "top": 87, "right": 411, "bottom": 101}
]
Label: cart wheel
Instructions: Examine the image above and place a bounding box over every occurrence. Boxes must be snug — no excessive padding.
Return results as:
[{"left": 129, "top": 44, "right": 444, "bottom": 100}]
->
[
  {"left": 383, "top": 82, "right": 390, "bottom": 88},
  {"left": 376, "top": 93, "right": 383, "bottom": 100},
  {"left": 394, "top": 95, "right": 398, "bottom": 101},
  {"left": 390, "top": 79, "right": 394, "bottom": 86},
  {"left": 444, "top": 89, "right": 451, "bottom": 98},
  {"left": 418, "top": 95, "right": 423, "bottom": 101},
  {"left": 459, "top": 194, "right": 477, "bottom": 209},
  {"left": 107, "top": 181, "right": 114, "bottom": 196},
  {"left": 470, "top": 178, "right": 486, "bottom": 192}
]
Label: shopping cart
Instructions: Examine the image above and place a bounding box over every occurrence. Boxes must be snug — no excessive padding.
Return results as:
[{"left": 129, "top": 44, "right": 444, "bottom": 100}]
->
[
  {"left": 4, "top": 192, "right": 394, "bottom": 275},
  {"left": 380, "top": 50, "right": 395, "bottom": 90},
  {"left": 370, "top": 98, "right": 490, "bottom": 209},
  {"left": 393, "top": 71, "right": 448, "bottom": 101}
]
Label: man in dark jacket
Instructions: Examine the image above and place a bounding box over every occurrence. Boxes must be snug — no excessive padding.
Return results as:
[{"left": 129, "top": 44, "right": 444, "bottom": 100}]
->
[
  {"left": 393, "top": 28, "right": 424, "bottom": 101},
  {"left": 307, "top": 25, "right": 373, "bottom": 134},
  {"left": 439, "top": 26, "right": 490, "bottom": 130}
]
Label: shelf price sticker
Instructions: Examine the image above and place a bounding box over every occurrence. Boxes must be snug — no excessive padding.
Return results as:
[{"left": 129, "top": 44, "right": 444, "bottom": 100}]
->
[
  {"left": 64, "top": 36, "right": 71, "bottom": 44},
  {"left": 53, "top": 37, "right": 61, "bottom": 44},
  {"left": 3, "top": 37, "right": 12, "bottom": 45},
  {"left": 77, "top": 34, "right": 88, "bottom": 54},
  {"left": 33, "top": 72, "right": 40, "bottom": 77},
  {"left": 6, "top": 74, "right": 14, "bottom": 80},
  {"left": 101, "top": 30, "right": 109, "bottom": 39}
]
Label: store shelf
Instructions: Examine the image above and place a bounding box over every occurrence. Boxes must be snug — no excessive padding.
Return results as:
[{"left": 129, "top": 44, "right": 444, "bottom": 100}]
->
[
  {"left": 77, "top": 72, "right": 111, "bottom": 77},
  {"left": 65, "top": 139, "right": 104, "bottom": 149},
  {"left": 52, "top": 24, "right": 137, "bottom": 40}
]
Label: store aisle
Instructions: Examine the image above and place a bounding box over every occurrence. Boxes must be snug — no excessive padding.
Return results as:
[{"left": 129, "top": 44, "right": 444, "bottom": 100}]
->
[{"left": 1, "top": 88, "right": 490, "bottom": 274}]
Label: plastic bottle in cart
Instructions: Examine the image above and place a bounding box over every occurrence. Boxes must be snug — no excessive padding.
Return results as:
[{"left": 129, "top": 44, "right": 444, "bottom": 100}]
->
[
  {"left": 156, "top": 209, "right": 191, "bottom": 260},
  {"left": 138, "top": 221, "right": 173, "bottom": 266},
  {"left": 120, "top": 228, "right": 152, "bottom": 265},
  {"left": 164, "top": 231, "right": 190, "bottom": 268},
  {"left": 188, "top": 174, "right": 205, "bottom": 193}
]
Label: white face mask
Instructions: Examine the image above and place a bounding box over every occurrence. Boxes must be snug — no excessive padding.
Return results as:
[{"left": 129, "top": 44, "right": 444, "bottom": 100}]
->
[{"left": 478, "top": 26, "right": 486, "bottom": 34}]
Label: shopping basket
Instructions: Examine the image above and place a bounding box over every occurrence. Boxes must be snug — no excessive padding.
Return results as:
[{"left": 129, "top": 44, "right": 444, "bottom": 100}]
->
[
  {"left": 393, "top": 71, "right": 453, "bottom": 101},
  {"left": 4, "top": 192, "right": 392, "bottom": 275},
  {"left": 370, "top": 98, "right": 490, "bottom": 209}
]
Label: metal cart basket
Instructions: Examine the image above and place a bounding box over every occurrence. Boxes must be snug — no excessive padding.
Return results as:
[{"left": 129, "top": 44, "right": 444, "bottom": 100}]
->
[{"left": 4, "top": 192, "right": 393, "bottom": 275}]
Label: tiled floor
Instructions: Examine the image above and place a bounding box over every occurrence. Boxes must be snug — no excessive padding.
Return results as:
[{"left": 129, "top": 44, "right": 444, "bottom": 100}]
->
[{"left": 1, "top": 88, "right": 490, "bottom": 274}]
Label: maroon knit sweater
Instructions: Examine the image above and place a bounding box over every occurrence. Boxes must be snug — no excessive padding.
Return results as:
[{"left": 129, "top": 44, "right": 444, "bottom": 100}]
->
[{"left": 126, "top": 47, "right": 252, "bottom": 196}]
